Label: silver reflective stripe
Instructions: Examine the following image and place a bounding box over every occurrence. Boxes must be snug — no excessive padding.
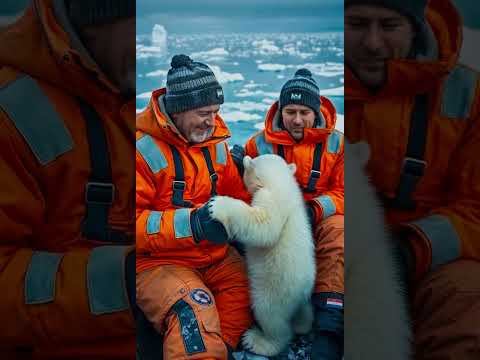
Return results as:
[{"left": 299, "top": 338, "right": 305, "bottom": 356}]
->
[
  {"left": 314, "top": 195, "right": 336, "bottom": 219},
  {"left": 327, "top": 131, "right": 342, "bottom": 154},
  {"left": 136, "top": 135, "right": 168, "bottom": 173},
  {"left": 0, "top": 76, "right": 74, "bottom": 165},
  {"left": 25, "top": 251, "right": 64, "bottom": 304},
  {"left": 254, "top": 133, "right": 273, "bottom": 155},
  {"left": 174, "top": 208, "right": 192, "bottom": 238},
  {"left": 147, "top": 210, "right": 163, "bottom": 234},
  {"left": 441, "top": 65, "right": 478, "bottom": 118},
  {"left": 87, "top": 246, "right": 130, "bottom": 314},
  {"left": 216, "top": 142, "right": 227, "bottom": 165},
  {"left": 410, "top": 215, "right": 461, "bottom": 270}
]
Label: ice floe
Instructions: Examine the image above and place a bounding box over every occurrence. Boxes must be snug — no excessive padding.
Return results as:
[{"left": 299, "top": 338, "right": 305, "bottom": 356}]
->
[
  {"left": 209, "top": 65, "right": 244, "bottom": 84},
  {"left": 191, "top": 47, "right": 230, "bottom": 62},
  {"left": 320, "top": 86, "right": 344, "bottom": 96},
  {"left": 221, "top": 111, "right": 263, "bottom": 122}
]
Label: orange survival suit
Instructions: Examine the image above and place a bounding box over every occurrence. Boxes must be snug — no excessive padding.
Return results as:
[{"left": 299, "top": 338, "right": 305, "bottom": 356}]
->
[
  {"left": 136, "top": 88, "right": 253, "bottom": 359},
  {"left": 245, "top": 96, "right": 345, "bottom": 297},
  {"left": 0, "top": 0, "right": 135, "bottom": 358},
  {"left": 345, "top": 0, "right": 480, "bottom": 358}
]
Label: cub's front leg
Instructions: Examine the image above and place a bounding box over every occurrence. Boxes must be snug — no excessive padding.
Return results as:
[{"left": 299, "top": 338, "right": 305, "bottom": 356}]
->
[{"left": 209, "top": 195, "right": 278, "bottom": 247}]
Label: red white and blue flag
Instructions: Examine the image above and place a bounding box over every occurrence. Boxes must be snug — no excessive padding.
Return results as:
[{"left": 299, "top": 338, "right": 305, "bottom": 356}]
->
[{"left": 326, "top": 298, "right": 343, "bottom": 309}]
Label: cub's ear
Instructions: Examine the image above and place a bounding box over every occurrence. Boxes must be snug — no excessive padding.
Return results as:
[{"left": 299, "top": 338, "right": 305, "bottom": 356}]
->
[
  {"left": 288, "top": 163, "right": 297, "bottom": 175},
  {"left": 243, "top": 155, "right": 254, "bottom": 169}
]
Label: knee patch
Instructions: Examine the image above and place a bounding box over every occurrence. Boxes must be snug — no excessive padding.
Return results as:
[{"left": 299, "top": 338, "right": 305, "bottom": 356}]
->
[{"left": 172, "top": 299, "right": 207, "bottom": 355}]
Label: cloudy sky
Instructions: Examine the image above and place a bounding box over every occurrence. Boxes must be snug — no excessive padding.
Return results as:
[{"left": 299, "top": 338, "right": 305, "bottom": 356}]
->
[{"left": 137, "top": 0, "right": 343, "bottom": 34}]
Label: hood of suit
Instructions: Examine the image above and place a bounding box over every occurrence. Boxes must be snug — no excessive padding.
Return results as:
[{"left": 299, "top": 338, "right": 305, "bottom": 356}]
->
[
  {"left": 264, "top": 95, "right": 339, "bottom": 145},
  {"left": 346, "top": 0, "right": 463, "bottom": 99},
  {"left": 0, "top": 0, "right": 128, "bottom": 107},
  {"left": 136, "top": 87, "right": 231, "bottom": 149}
]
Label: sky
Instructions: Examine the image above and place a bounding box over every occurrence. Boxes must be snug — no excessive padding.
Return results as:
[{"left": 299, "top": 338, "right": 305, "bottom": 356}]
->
[
  {"left": 136, "top": 0, "right": 343, "bottom": 34},
  {"left": 1, "top": 1, "right": 479, "bottom": 29}
]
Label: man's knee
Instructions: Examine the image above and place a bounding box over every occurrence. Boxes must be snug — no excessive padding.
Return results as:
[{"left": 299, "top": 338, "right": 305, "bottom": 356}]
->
[
  {"left": 413, "top": 260, "right": 480, "bottom": 359},
  {"left": 163, "top": 297, "right": 228, "bottom": 359}
]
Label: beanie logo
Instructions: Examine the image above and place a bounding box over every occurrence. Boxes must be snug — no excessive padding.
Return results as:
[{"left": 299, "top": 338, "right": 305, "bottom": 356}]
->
[
  {"left": 291, "top": 93, "right": 302, "bottom": 100},
  {"left": 216, "top": 88, "right": 224, "bottom": 98}
]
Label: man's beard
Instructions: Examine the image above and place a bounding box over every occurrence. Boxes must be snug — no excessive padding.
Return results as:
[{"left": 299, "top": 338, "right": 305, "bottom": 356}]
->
[{"left": 189, "top": 128, "right": 213, "bottom": 143}]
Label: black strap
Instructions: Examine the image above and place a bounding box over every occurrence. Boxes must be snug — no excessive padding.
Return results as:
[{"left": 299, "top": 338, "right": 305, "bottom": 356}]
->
[
  {"left": 201, "top": 147, "right": 218, "bottom": 197},
  {"left": 305, "top": 142, "right": 323, "bottom": 193},
  {"left": 169, "top": 145, "right": 193, "bottom": 207},
  {"left": 383, "top": 94, "right": 429, "bottom": 210},
  {"left": 277, "top": 144, "right": 285, "bottom": 159},
  {"left": 78, "top": 98, "right": 131, "bottom": 243}
]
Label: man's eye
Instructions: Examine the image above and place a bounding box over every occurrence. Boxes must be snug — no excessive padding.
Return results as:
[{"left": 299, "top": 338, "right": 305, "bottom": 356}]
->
[
  {"left": 382, "top": 22, "right": 401, "bottom": 31},
  {"left": 346, "top": 20, "right": 368, "bottom": 28}
]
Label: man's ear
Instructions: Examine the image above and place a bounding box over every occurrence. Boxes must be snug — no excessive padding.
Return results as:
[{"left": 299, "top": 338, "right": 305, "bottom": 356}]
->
[
  {"left": 243, "top": 155, "right": 253, "bottom": 169},
  {"left": 288, "top": 163, "right": 297, "bottom": 175}
]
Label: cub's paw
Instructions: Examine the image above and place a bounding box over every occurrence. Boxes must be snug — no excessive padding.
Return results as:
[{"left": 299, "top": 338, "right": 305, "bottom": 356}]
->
[
  {"left": 208, "top": 196, "right": 234, "bottom": 225},
  {"left": 242, "top": 326, "right": 285, "bottom": 357}
]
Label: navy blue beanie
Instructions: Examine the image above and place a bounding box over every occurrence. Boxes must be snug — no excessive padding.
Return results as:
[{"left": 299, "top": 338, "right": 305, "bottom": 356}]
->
[
  {"left": 165, "top": 54, "right": 224, "bottom": 114},
  {"left": 279, "top": 68, "right": 321, "bottom": 115}
]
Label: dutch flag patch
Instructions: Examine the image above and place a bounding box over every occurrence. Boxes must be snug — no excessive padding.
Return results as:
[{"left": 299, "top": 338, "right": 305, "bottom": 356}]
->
[{"left": 326, "top": 298, "right": 343, "bottom": 309}]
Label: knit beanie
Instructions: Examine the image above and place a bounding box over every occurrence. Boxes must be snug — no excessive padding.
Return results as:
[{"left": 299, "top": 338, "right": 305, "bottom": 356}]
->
[
  {"left": 279, "top": 68, "right": 321, "bottom": 115},
  {"left": 65, "top": 0, "right": 135, "bottom": 27},
  {"left": 345, "top": 0, "right": 428, "bottom": 32},
  {"left": 165, "top": 54, "right": 224, "bottom": 114}
]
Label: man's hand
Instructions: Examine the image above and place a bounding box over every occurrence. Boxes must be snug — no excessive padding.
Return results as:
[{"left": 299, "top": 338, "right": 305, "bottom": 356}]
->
[
  {"left": 190, "top": 201, "right": 230, "bottom": 244},
  {"left": 231, "top": 144, "right": 246, "bottom": 176}
]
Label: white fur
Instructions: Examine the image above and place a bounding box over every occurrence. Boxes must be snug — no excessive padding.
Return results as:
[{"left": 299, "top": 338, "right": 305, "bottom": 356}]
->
[
  {"left": 210, "top": 154, "right": 316, "bottom": 356},
  {"left": 344, "top": 141, "right": 411, "bottom": 360}
]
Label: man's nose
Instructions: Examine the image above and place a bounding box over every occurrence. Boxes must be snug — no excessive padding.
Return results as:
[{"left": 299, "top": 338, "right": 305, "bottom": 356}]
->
[
  {"left": 206, "top": 113, "right": 215, "bottom": 126},
  {"left": 293, "top": 113, "right": 303, "bottom": 125},
  {"left": 363, "top": 24, "right": 384, "bottom": 53}
]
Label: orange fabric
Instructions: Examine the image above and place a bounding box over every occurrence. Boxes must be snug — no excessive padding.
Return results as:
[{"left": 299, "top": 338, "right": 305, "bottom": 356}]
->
[
  {"left": 244, "top": 97, "right": 344, "bottom": 223},
  {"left": 136, "top": 88, "right": 250, "bottom": 272},
  {"left": 136, "top": 248, "right": 253, "bottom": 359},
  {"left": 0, "top": 0, "right": 135, "bottom": 357},
  {"left": 313, "top": 215, "right": 344, "bottom": 294},
  {"left": 413, "top": 260, "right": 480, "bottom": 359},
  {"left": 345, "top": 0, "right": 480, "bottom": 279}
]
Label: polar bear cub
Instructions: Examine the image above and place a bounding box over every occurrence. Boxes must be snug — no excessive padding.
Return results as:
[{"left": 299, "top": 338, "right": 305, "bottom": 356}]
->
[
  {"left": 344, "top": 142, "right": 411, "bottom": 360},
  {"left": 210, "top": 154, "right": 316, "bottom": 357}
]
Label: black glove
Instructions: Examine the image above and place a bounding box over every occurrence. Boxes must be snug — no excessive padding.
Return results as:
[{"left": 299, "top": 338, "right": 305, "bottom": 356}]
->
[
  {"left": 231, "top": 144, "right": 246, "bottom": 176},
  {"left": 190, "top": 201, "right": 230, "bottom": 244},
  {"left": 306, "top": 203, "right": 316, "bottom": 227},
  {"left": 311, "top": 293, "right": 344, "bottom": 360}
]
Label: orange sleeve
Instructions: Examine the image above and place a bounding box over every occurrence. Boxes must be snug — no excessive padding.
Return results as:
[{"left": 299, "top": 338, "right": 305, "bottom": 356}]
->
[
  {"left": 400, "top": 103, "right": 480, "bottom": 279},
  {"left": 244, "top": 135, "right": 260, "bottom": 158},
  {"left": 310, "top": 139, "right": 345, "bottom": 221},
  {"left": 0, "top": 114, "right": 133, "bottom": 347}
]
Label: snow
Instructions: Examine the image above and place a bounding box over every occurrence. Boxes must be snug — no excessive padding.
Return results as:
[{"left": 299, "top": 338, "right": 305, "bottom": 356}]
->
[
  {"left": 136, "top": 92, "right": 152, "bottom": 99},
  {"left": 258, "top": 63, "right": 288, "bottom": 72},
  {"left": 209, "top": 65, "right": 245, "bottom": 83},
  {"left": 221, "top": 111, "right": 262, "bottom": 122},
  {"left": 145, "top": 69, "right": 168, "bottom": 77},
  {"left": 191, "top": 47, "right": 230, "bottom": 62},
  {"left": 321, "top": 86, "right": 344, "bottom": 96}
]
